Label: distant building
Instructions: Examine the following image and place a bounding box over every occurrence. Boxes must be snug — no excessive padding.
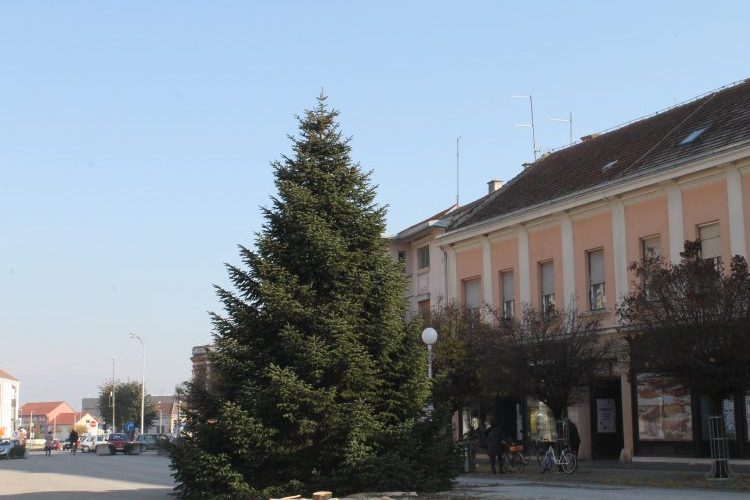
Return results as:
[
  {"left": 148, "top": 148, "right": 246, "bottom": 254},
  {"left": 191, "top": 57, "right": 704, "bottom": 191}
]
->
[
  {"left": 147, "top": 396, "right": 179, "bottom": 435},
  {"left": 81, "top": 397, "right": 103, "bottom": 422},
  {"left": 0, "top": 369, "right": 20, "bottom": 438},
  {"left": 191, "top": 344, "right": 213, "bottom": 389},
  {"left": 19, "top": 401, "right": 76, "bottom": 440}
]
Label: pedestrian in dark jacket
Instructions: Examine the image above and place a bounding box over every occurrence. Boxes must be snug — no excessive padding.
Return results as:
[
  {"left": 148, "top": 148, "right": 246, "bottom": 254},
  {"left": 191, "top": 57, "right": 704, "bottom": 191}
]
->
[
  {"left": 69, "top": 429, "right": 79, "bottom": 454},
  {"left": 569, "top": 420, "right": 581, "bottom": 470},
  {"left": 485, "top": 422, "right": 505, "bottom": 474}
]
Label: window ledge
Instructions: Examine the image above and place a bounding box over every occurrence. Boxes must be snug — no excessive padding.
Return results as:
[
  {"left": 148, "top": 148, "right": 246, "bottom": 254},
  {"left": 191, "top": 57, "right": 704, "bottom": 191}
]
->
[{"left": 580, "top": 308, "right": 611, "bottom": 317}]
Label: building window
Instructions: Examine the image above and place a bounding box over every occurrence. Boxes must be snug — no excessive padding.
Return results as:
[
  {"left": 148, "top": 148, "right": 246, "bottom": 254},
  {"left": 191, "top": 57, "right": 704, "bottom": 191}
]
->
[
  {"left": 698, "top": 223, "right": 721, "bottom": 266},
  {"left": 539, "top": 261, "right": 555, "bottom": 312},
  {"left": 588, "top": 249, "right": 606, "bottom": 311},
  {"left": 397, "top": 250, "right": 406, "bottom": 262},
  {"left": 637, "top": 373, "right": 692, "bottom": 441},
  {"left": 463, "top": 278, "right": 482, "bottom": 315},
  {"left": 641, "top": 235, "right": 662, "bottom": 259},
  {"left": 417, "top": 245, "right": 430, "bottom": 269},
  {"left": 501, "top": 270, "right": 515, "bottom": 319},
  {"left": 641, "top": 235, "right": 662, "bottom": 301},
  {"left": 417, "top": 299, "right": 431, "bottom": 323}
]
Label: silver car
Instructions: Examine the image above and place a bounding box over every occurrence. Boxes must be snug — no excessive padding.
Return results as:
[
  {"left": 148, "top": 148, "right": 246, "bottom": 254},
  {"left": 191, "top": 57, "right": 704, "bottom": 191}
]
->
[{"left": 0, "top": 438, "right": 22, "bottom": 458}]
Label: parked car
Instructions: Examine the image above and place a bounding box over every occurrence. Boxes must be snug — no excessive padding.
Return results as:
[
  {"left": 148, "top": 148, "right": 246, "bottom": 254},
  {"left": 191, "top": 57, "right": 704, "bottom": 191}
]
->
[
  {"left": 0, "top": 438, "right": 27, "bottom": 459},
  {"left": 134, "top": 433, "right": 164, "bottom": 450},
  {"left": 0, "top": 438, "right": 12, "bottom": 458},
  {"left": 107, "top": 432, "right": 130, "bottom": 455},
  {"left": 79, "top": 434, "right": 107, "bottom": 453},
  {"left": 62, "top": 438, "right": 72, "bottom": 451}
]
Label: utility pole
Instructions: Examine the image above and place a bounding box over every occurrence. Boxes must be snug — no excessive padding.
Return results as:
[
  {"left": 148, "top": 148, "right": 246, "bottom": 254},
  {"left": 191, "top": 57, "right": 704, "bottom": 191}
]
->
[
  {"left": 456, "top": 135, "right": 462, "bottom": 206},
  {"left": 111, "top": 357, "right": 116, "bottom": 433}
]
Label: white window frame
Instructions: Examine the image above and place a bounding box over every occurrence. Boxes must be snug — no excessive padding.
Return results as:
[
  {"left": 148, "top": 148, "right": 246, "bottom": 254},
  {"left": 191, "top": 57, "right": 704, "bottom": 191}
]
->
[
  {"left": 417, "top": 245, "right": 430, "bottom": 270},
  {"left": 539, "top": 261, "right": 555, "bottom": 313},
  {"left": 698, "top": 222, "right": 721, "bottom": 268},
  {"left": 463, "top": 277, "right": 482, "bottom": 315},
  {"left": 587, "top": 249, "right": 606, "bottom": 311},
  {"left": 500, "top": 270, "right": 515, "bottom": 319}
]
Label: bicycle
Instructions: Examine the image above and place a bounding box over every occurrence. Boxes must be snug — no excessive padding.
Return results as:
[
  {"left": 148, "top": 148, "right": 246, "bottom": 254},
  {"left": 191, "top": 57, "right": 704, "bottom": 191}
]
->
[
  {"left": 501, "top": 442, "right": 528, "bottom": 472},
  {"left": 538, "top": 443, "right": 576, "bottom": 474}
]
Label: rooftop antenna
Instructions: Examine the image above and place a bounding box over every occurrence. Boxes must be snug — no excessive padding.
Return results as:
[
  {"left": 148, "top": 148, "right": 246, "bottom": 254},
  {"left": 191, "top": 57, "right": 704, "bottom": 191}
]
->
[
  {"left": 513, "top": 95, "right": 538, "bottom": 160},
  {"left": 456, "top": 135, "right": 462, "bottom": 206},
  {"left": 551, "top": 111, "right": 573, "bottom": 146}
]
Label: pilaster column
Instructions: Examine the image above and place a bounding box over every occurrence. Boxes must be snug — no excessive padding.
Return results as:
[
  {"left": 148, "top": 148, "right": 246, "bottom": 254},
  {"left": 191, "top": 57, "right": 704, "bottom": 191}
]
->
[
  {"left": 610, "top": 198, "right": 629, "bottom": 304},
  {"left": 724, "top": 164, "right": 747, "bottom": 258},
  {"left": 559, "top": 213, "right": 576, "bottom": 309},
  {"left": 482, "top": 236, "right": 494, "bottom": 321},
  {"left": 664, "top": 181, "right": 685, "bottom": 264},
  {"left": 445, "top": 246, "right": 457, "bottom": 304},
  {"left": 518, "top": 226, "right": 531, "bottom": 305}
]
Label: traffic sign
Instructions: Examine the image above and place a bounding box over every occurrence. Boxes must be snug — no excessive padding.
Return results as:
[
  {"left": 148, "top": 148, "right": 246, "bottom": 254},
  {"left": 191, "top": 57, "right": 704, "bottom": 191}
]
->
[
  {"left": 125, "top": 421, "right": 134, "bottom": 432},
  {"left": 90, "top": 421, "right": 97, "bottom": 427}
]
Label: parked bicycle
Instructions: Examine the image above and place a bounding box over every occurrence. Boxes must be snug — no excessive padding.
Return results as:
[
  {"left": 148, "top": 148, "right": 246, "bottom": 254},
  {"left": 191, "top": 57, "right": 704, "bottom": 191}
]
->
[
  {"left": 538, "top": 442, "right": 576, "bottom": 474},
  {"left": 501, "top": 442, "right": 528, "bottom": 472}
]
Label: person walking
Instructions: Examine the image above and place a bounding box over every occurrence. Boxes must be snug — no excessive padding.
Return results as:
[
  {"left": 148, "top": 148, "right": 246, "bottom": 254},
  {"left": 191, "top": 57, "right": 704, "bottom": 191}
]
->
[
  {"left": 485, "top": 421, "right": 505, "bottom": 474},
  {"left": 569, "top": 420, "right": 581, "bottom": 470},
  {"left": 69, "top": 428, "right": 79, "bottom": 454},
  {"left": 44, "top": 431, "right": 53, "bottom": 457}
]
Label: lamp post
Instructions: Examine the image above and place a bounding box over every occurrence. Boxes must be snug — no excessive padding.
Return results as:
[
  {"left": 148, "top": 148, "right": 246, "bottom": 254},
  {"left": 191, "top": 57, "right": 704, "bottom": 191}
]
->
[
  {"left": 421, "top": 327, "right": 438, "bottom": 379},
  {"left": 111, "top": 357, "right": 116, "bottom": 433},
  {"left": 129, "top": 333, "right": 146, "bottom": 435},
  {"left": 158, "top": 401, "right": 162, "bottom": 434}
]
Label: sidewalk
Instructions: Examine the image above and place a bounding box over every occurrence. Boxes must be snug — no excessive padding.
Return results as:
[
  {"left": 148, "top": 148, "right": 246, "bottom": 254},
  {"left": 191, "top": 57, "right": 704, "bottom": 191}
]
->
[{"left": 467, "top": 456, "right": 750, "bottom": 493}]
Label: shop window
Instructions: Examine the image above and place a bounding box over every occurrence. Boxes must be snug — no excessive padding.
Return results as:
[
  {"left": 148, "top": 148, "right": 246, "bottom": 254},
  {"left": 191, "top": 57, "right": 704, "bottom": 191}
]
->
[
  {"left": 463, "top": 278, "right": 482, "bottom": 315},
  {"left": 417, "top": 245, "right": 430, "bottom": 270},
  {"left": 636, "top": 373, "right": 692, "bottom": 441},
  {"left": 501, "top": 270, "right": 515, "bottom": 319},
  {"left": 527, "top": 398, "right": 555, "bottom": 442},
  {"left": 698, "top": 223, "right": 721, "bottom": 267},
  {"left": 587, "top": 249, "right": 606, "bottom": 311},
  {"left": 700, "top": 395, "right": 737, "bottom": 441},
  {"left": 539, "top": 261, "right": 555, "bottom": 312}
]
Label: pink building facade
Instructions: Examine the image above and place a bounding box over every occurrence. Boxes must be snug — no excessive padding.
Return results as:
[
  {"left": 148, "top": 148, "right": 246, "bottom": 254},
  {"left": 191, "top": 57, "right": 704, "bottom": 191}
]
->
[{"left": 396, "top": 79, "right": 750, "bottom": 460}]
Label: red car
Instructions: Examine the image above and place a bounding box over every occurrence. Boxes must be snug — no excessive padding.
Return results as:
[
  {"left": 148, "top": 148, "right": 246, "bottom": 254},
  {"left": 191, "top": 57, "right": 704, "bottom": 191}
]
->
[
  {"left": 106, "top": 433, "right": 131, "bottom": 454},
  {"left": 51, "top": 439, "right": 62, "bottom": 451}
]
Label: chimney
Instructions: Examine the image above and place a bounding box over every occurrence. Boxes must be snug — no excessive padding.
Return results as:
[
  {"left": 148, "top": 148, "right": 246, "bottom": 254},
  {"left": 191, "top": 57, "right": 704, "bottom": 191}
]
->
[
  {"left": 487, "top": 179, "right": 504, "bottom": 193},
  {"left": 580, "top": 133, "right": 599, "bottom": 142}
]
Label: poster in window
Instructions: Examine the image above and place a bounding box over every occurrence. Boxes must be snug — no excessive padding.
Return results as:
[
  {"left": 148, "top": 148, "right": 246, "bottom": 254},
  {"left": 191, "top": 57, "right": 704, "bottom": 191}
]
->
[
  {"left": 597, "top": 398, "right": 616, "bottom": 433},
  {"left": 637, "top": 373, "right": 692, "bottom": 441}
]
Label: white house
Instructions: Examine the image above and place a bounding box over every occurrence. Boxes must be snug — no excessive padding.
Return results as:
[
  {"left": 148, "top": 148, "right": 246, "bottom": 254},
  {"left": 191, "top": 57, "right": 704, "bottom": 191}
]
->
[{"left": 0, "top": 369, "right": 20, "bottom": 438}]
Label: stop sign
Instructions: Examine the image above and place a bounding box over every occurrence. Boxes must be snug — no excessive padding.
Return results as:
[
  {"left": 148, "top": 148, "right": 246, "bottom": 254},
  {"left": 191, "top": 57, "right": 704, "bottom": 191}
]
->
[{"left": 90, "top": 421, "right": 97, "bottom": 427}]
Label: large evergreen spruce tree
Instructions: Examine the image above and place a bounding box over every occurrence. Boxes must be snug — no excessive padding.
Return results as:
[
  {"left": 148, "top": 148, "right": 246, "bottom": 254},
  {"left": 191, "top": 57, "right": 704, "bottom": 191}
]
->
[{"left": 171, "top": 97, "right": 457, "bottom": 499}]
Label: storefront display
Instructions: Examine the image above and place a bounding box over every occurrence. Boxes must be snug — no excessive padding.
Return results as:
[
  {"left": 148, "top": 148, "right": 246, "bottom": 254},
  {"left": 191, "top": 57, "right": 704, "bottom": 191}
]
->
[
  {"left": 637, "top": 373, "right": 692, "bottom": 441},
  {"left": 528, "top": 398, "right": 555, "bottom": 442}
]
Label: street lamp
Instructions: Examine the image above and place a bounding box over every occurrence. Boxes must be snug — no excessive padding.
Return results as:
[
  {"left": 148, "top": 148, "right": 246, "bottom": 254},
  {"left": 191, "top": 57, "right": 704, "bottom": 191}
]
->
[
  {"left": 421, "top": 327, "right": 438, "bottom": 380},
  {"left": 111, "top": 357, "right": 116, "bottom": 433},
  {"left": 129, "top": 333, "right": 146, "bottom": 435},
  {"left": 158, "top": 401, "right": 162, "bottom": 434}
]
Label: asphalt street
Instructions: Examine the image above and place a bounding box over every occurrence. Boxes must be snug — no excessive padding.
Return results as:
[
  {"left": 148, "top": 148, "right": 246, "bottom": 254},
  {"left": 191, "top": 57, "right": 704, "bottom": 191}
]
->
[{"left": 0, "top": 450, "right": 174, "bottom": 498}]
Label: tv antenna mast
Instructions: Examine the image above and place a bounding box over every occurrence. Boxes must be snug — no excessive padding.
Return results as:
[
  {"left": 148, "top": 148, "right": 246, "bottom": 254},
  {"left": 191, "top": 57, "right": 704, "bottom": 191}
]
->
[
  {"left": 513, "top": 95, "right": 538, "bottom": 160},
  {"left": 551, "top": 111, "right": 573, "bottom": 146},
  {"left": 456, "top": 135, "right": 462, "bottom": 206}
]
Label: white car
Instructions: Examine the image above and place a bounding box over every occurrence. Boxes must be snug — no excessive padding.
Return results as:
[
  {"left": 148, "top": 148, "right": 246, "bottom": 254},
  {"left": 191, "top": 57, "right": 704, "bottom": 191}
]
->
[{"left": 79, "top": 434, "right": 107, "bottom": 453}]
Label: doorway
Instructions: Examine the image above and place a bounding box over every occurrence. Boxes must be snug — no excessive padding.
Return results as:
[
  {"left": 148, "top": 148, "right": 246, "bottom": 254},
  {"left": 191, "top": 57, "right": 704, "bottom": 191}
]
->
[{"left": 590, "top": 380, "right": 624, "bottom": 459}]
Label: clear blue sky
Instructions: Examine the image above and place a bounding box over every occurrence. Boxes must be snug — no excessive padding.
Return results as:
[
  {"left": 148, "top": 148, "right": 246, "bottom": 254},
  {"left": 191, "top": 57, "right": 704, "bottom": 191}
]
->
[{"left": 1, "top": 1, "right": 748, "bottom": 408}]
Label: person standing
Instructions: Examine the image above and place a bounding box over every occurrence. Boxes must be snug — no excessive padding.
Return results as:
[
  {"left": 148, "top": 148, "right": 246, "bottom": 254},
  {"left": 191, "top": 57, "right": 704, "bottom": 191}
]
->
[
  {"left": 485, "top": 421, "right": 505, "bottom": 474},
  {"left": 69, "top": 428, "right": 79, "bottom": 454},
  {"left": 44, "top": 431, "right": 53, "bottom": 457},
  {"left": 569, "top": 420, "right": 581, "bottom": 470}
]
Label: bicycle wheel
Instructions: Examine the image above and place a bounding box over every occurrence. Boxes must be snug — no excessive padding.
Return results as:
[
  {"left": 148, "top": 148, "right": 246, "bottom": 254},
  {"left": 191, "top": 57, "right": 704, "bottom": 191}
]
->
[
  {"left": 512, "top": 452, "right": 526, "bottom": 472},
  {"left": 539, "top": 451, "right": 552, "bottom": 473},
  {"left": 536, "top": 448, "right": 545, "bottom": 465},
  {"left": 560, "top": 451, "right": 577, "bottom": 474}
]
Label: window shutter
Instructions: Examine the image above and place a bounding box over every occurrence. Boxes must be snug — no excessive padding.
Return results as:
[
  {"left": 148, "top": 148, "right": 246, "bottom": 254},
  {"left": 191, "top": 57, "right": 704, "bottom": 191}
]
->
[
  {"left": 464, "top": 279, "right": 482, "bottom": 310},
  {"left": 699, "top": 224, "right": 721, "bottom": 259},
  {"left": 502, "top": 271, "right": 515, "bottom": 300},
  {"left": 541, "top": 262, "right": 554, "bottom": 296},
  {"left": 589, "top": 250, "right": 605, "bottom": 285}
]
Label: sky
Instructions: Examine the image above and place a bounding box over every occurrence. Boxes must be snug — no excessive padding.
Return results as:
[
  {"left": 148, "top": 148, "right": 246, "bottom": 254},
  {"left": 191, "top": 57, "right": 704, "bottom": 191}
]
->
[{"left": 1, "top": 1, "right": 748, "bottom": 408}]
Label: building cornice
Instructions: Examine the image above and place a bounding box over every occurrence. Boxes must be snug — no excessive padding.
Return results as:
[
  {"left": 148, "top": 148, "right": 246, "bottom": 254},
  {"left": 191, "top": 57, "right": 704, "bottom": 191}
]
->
[{"left": 438, "top": 142, "right": 750, "bottom": 246}]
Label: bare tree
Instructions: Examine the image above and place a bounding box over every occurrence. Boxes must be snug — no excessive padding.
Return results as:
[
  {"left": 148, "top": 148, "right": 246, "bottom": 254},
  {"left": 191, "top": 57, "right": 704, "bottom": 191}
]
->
[
  {"left": 497, "top": 305, "right": 611, "bottom": 420},
  {"left": 618, "top": 240, "right": 750, "bottom": 412}
]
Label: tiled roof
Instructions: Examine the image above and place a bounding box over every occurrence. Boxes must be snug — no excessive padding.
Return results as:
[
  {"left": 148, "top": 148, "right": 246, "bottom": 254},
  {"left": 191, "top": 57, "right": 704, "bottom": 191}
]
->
[
  {"left": 20, "top": 401, "right": 68, "bottom": 416},
  {"left": 0, "top": 369, "right": 19, "bottom": 381},
  {"left": 455, "top": 78, "right": 750, "bottom": 229}
]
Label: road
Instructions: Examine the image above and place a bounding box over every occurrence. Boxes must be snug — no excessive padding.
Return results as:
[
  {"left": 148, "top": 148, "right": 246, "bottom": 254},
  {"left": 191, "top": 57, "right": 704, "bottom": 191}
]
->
[
  {"left": 0, "top": 450, "right": 174, "bottom": 498},
  {"left": 449, "top": 476, "right": 750, "bottom": 499}
]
